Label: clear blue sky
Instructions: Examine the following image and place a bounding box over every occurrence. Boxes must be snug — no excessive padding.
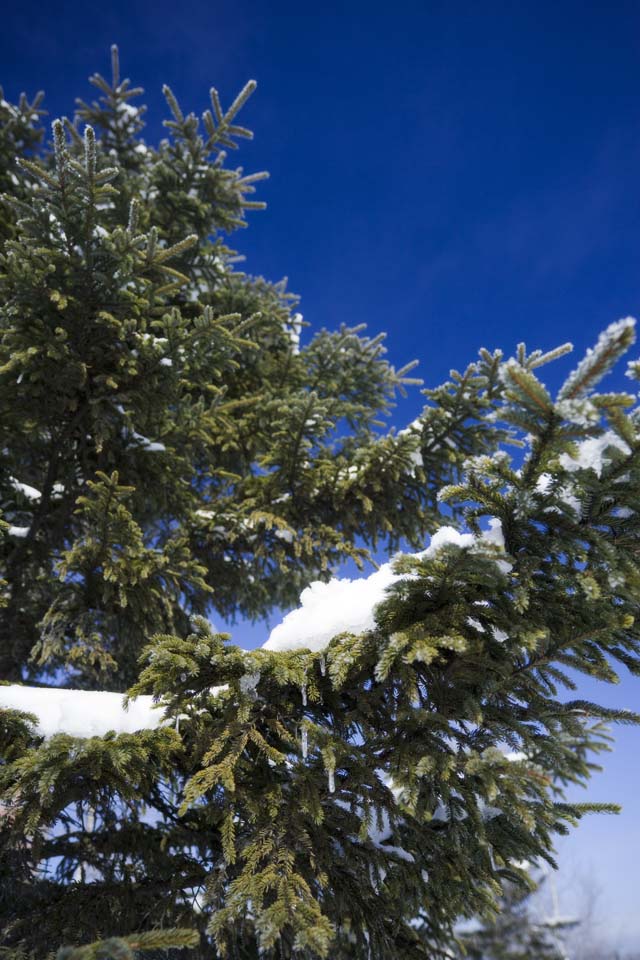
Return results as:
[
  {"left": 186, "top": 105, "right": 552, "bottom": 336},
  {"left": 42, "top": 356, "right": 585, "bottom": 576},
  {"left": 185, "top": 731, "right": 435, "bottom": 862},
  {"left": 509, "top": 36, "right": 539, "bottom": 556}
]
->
[{"left": 2, "top": 0, "right": 639, "bottom": 947}]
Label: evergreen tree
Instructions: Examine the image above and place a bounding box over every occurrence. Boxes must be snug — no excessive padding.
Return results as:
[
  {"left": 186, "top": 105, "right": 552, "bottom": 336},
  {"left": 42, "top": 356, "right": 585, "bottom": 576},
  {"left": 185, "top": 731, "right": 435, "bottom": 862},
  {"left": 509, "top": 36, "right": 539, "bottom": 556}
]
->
[
  {"left": 454, "top": 873, "right": 576, "bottom": 960},
  {"left": 1, "top": 48, "right": 640, "bottom": 959}
]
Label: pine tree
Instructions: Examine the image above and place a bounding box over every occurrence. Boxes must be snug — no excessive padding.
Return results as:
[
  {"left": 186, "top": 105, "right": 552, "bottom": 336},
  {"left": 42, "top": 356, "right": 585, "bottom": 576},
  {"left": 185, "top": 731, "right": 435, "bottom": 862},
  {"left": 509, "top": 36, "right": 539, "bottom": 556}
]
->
[
  {"left": 454, "top": 872, "right": 577, "bottom": 960},
  {"left": 1, "top": 47, "right": 640, "bottom": 960}
]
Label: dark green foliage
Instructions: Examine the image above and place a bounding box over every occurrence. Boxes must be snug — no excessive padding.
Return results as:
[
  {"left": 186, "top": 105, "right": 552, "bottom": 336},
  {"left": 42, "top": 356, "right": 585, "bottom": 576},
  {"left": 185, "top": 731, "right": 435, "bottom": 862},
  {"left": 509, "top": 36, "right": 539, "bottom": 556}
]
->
[{"left": 1, "top": 47, "right": 640, "bottom": 960}]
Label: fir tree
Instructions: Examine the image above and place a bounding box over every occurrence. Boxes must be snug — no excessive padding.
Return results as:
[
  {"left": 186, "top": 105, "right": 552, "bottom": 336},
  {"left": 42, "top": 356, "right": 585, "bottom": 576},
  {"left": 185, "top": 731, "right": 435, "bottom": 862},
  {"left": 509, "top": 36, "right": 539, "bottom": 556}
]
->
[
  {"left": 454, "top": 873, "right": 576, "bottom": 960},
  {"left": 1, "top": 47, "right": 640, "bottom": 960}
]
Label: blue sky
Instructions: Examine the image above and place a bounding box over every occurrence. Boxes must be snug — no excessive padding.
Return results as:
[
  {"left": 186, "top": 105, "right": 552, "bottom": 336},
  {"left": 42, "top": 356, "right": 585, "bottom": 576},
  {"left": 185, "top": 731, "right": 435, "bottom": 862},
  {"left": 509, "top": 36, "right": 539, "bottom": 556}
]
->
[{"left": 2, "top": 0, "right": 640, "bottom": 947}]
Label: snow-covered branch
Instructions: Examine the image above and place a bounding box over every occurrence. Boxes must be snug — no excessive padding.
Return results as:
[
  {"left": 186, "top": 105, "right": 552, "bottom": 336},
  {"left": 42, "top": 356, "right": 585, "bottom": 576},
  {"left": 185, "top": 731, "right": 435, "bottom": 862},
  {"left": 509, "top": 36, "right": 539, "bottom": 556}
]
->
[
  {"left": 0, "top": 522, "right": 511, "bottom": 736},
  {"left": 0, "top": 685, "right": 166, "bottom": 738}
]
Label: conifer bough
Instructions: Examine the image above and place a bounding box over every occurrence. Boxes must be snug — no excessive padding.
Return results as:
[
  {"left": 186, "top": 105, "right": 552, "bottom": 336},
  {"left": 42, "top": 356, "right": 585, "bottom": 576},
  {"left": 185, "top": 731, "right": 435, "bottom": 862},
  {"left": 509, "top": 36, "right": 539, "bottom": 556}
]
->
[{"left": 1, "top": 47, "right": 640, "bottom": 960}]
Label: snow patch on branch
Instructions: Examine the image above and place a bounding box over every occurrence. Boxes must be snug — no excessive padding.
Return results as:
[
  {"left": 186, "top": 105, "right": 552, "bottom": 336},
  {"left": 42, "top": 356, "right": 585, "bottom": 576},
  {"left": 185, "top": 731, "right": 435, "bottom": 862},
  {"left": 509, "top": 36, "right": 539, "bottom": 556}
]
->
[
  {"left": 263, "top": 523, "right": 506, "bottom": 653},
  {"left": 9, "top": 477, "right": 41, "bottom": 500},
  {"left": 131, "top": 431, "right": 166, "bottom": 453},
  {"left": 263, "top": 560, "right": 400, "bottom": 653},
  {"left": 0, "top": 685, "right": 166, "bottom": 738},
  {"left": 559, "top": 430, "right": 630, "bottom": 477},
  {"left": 7, "top": 525, "right": 29, "bottom": 538},
  {"left": 287, "top": 312, "right": 303, "bottom": 354}
]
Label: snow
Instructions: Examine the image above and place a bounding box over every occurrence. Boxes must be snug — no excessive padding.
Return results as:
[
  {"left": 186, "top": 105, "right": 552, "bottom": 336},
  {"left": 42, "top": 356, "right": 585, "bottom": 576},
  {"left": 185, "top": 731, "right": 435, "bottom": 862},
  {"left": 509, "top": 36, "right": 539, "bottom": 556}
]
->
[
  {"left": 396, "top": 418, "right": 424, "bottom": 470},
  {"left": 556, "top": 398, "right": 599, "bottom": 427},
  {"left": 504, "top": 750, "right": 527, "bottom": 762},
  {"left": 559, "top": 430, "right": 631, "bottom": 478},
  {"left": 535, "top": 472, "right": 581, "bottom": 516},
  {"left": 409, "top": 449, "right": 423, "bottom": 470},
  {"left": 274, "top": 528, "right": 294, "bottom": 543},
  {"left": 7, "top": 526, "right": 29, "bottom": 537},
  {"left": 160, "top": 358, "right": 173, "bottom": 367},
  {"left": 535, "top": 473, "right": 553, "bottom": 494},
  {"left": 396, "top": 417, "right": 423, "bottom": 438},
  {"left": 116, "top": 102, "right": 139, "bottom": 117},
  {"left": 263, "top": 559, "right": 400, "bottom": 653},
  {"left": 482, "top": 517, "right": 504, "bottom": 549},
  {"left": 131, "top": 431, "right": 166, "bottom": 453},
  {"left": 9, "top": 477, "right": 41, "bottom": 500},
  {"left": 0, "top": 685, "right": 166, "bottom": 738},
  {"left": 424, "top": 526, "right": 475, "bottom": 554},
  {"left": 288, "top": 313, "right": 303, "bottom": 354},
  {"left": 263, "top": 524, "right": 504, "bottom": 653},
  {"left": 0, "top": 683, "right": 230, "bottom": 738}
]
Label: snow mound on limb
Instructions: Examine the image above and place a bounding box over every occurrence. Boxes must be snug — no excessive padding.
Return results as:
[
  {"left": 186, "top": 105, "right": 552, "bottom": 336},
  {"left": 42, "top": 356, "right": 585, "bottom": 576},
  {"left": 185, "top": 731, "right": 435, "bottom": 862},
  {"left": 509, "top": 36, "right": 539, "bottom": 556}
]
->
[
  {"left": 0, "top": 685, "right": 166, "bottom": 738},
  {"left": 263, "top": 523, "right": 506, "bottom": 653}
]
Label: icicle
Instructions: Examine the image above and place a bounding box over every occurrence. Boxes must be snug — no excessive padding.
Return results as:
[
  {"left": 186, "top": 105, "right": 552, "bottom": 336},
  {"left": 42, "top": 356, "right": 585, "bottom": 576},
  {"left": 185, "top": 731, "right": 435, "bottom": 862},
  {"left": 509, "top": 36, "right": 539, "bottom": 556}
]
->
[
  {"left": 327, "top": 766, "right": 335, "bottom": 794},
  {"left": 363, "top": 930, "right": 372, "bottom": 960},
  {"left": 301, "top": 726, "right": 308, "bottom": 760},
  {"left": 319, "top": 655, "right": 326, "bottom": 677}
]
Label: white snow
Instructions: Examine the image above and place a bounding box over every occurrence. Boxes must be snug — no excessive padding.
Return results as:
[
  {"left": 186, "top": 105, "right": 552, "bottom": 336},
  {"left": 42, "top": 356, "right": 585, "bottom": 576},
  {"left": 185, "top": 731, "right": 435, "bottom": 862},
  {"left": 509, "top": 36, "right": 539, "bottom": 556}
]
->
[
  {"left": 409, "top": 449, "right": 423, "bottom": 470},
  {"left": 288, "top": 313, "right": 303, "bottom": 354},
  {"left": 482, "top": 517, "right": 504, "bottom": 549},
  {"left": 504, "top": 750, "right": 527, "bottom": 762},
  {"left": 556, "top": 398, "right": 599, "bottom": 427},
  {"left": 535, "top": 473, "right": 553, "bottom": 494},
  {"left": 396, "top": 417, "right": 423, "bottom": 439},
  {"left": 559, "top": 430, "right": 631, "bottom": 477},
  {"left": 7, "top": 526, "right": 29, "bottom": 538},
  {"left": 396, "top": 418, "right": 424, "bottom": 470},
  {"left": 0, "top": 685, "right": 166, "bottom": 738},
  {"left": 263, "top": 559, "right": 400, "bottom": 653},
  {"left": 116, "top": 102, "right": 139, "bottom": 117},
  {"left": 0, "top": 683, "right": 229, "bottom": 738},
  {"left": 535, "top": 472, "right": 581, "bottom": 515},
  {"left": 9, "top": 477, "right": 41, "bottom": 500},
  {"left": 274, "top": 528, "right": 294, "bottom": 543},
  {"left": 480, "top": 518, "right": 513, "bottom": 574},
  {"left": 263, "top": 524, "right": 504, "bottom": 653},
  {"left": 131, "top": 431, "right": 166, "bottom": 453},
  {"left": 424, "top": 526, "right": 475, "bottom": 554}
]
